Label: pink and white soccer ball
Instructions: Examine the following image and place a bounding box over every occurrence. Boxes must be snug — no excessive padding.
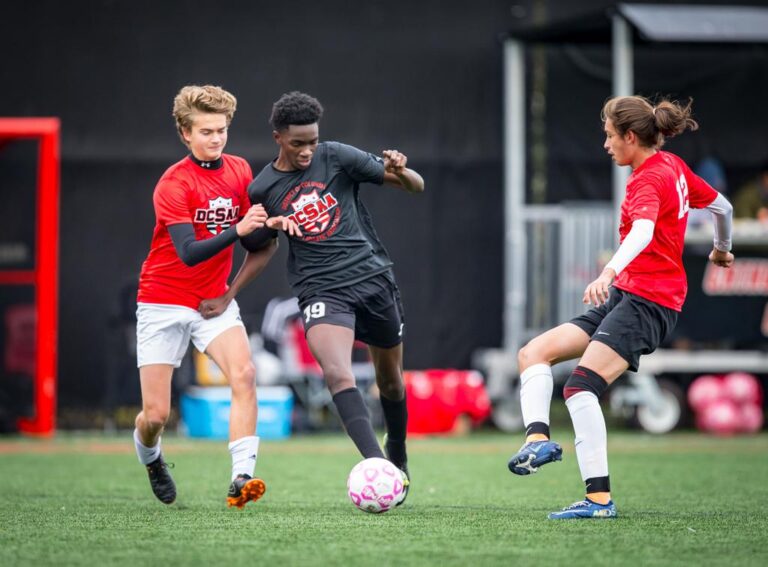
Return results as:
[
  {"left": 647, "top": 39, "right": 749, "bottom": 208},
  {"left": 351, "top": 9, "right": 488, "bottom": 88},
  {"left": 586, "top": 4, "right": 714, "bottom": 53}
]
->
[
  {"left": 347, "top": 457, "right": 405, "bottom": 513},
  {"left": 687, "top": 374, "right": 724, "bottom": 412},
  {"left": 722, "top": 372, "right": 763, "bottom": 406}
]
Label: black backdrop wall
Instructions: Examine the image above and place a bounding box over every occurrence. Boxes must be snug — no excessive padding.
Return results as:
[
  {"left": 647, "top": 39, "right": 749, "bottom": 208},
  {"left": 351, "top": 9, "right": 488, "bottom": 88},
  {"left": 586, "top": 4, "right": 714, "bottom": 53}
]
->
[
  {"left": 1, "top": 0, "right": 518, "bottom": 409},
  {"left": 2, "top": 0, "right": 768, "bottom": 410}
]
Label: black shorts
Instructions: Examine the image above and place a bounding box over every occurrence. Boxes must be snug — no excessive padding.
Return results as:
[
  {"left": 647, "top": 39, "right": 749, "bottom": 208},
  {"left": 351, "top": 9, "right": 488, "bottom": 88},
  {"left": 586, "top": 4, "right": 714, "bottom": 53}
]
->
[
  {"left": 569, "top": 287, "right": 678, "bottom": 372},
  {"left": 298, "top": 272, "right": 405, "bottom": 349}
]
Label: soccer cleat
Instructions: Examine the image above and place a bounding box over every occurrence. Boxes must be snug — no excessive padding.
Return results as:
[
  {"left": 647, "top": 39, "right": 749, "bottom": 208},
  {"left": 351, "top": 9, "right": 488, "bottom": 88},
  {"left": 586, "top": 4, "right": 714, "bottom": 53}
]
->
[
  {"left": 507, "top": 440, "right": 563, "bottom": 475},
  {"left": 226, "top": 474, "right": 266, "bottom": 509},
  {"left": 397, "top": 466, "right": 410, "bottom": 506},
  {"left": 145, "top": 454, "right": 176, "bottom": 505},
  {"left": 383, "top": 433, "right": 409, "bottom": 506},
  {"left": 548, "top": 498, "right": 618, "bottom": 520}
]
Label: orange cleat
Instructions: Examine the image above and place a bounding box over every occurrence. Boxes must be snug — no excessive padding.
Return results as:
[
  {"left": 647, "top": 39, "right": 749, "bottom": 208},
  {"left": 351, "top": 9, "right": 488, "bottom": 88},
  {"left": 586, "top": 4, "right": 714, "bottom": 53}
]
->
[{"left": 226, "top": 474, "right": 266, "bottom": 509}]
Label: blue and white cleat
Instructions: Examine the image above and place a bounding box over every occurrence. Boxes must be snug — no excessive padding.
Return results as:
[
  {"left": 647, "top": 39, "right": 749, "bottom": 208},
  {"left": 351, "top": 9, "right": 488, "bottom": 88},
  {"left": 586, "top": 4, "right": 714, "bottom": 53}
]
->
[
  {"left": 548, "top": 498, "right": 617, "bottom": 520},
  {"left": 507, "top": 440, "right": 563, "bottom": 475}
]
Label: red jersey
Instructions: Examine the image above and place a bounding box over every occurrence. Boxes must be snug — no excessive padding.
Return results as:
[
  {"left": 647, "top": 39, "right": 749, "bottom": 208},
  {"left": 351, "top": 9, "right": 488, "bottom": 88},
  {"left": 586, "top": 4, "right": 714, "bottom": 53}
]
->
[
  {"left": 137, "top": 154, "right": 252, "bottom": 309},
  {"left": 613, "top": 151, "right": 718, "bottom": 311}
]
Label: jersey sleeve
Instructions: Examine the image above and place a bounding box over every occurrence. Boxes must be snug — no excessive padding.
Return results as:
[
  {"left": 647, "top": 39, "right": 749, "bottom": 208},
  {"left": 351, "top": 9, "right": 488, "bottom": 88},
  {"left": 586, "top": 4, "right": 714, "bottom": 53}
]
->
[
  {"left": 330, "top": 142, "right": 386, "bottom": 184},
  {"left": 154, "top": 173, "right": 193, "bottom": 226},
  {"left": 684, "top": 163, "right": 719, "bottom": 209},
  {"left": 626, "top": 177, "right": 661, "bottom": 223}
]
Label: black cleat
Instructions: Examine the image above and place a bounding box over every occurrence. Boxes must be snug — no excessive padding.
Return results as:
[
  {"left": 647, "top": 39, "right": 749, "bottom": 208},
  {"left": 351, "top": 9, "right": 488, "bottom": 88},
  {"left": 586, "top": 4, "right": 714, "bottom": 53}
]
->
[
  {"left": 383, "top": 434, "right": 409, "bottom": 506},
  {"left": 226, "top": 474, "right": 266, "bottom": 509},
  {"left": 396, "top": 465, "right": 410, "bottom": 506},
  {"left": 146, "top": 454, "right": 176, "bottom": 505}
]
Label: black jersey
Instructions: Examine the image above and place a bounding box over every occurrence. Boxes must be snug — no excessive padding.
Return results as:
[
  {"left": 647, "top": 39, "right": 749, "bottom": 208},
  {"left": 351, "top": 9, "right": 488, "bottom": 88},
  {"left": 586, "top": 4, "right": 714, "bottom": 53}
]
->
[{"left": 249, "top": 141, "right": 394, "bottom": 299}]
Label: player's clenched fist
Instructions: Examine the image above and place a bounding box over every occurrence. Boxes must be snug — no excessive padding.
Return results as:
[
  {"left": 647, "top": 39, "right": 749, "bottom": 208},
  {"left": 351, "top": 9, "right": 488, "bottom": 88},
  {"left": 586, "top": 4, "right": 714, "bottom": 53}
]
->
[
  {"left": 383, "top": 150, "right": 407, "bottom": 174},
  {"left": 709, "top": 248, "right": 734, "bottom": 268},
  {"left": 236, "top": 204, "right": 269, "bottom": 236}
]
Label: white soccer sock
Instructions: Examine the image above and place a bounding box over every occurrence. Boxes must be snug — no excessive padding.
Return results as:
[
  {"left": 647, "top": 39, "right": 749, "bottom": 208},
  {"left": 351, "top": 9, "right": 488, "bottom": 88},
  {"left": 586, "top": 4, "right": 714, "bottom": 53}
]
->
[
  {"left": 565, "top": 391, "right": 609, "bottom": 481},
  {"left": 520, "top": 363, "right": 554, "bottom": 429},
  {"left": 229, "top": 435, "right": 260, "bottom": 481},
  {"left": 133, "top": 428, "right": 161, "bottom": 465}
]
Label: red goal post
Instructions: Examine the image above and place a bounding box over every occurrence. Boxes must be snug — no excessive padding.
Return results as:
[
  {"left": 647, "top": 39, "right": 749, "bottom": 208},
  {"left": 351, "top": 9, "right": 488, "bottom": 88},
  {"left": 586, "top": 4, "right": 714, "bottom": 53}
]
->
[{"left": 0, "top": 118, "right": 60, "bottom": 436}]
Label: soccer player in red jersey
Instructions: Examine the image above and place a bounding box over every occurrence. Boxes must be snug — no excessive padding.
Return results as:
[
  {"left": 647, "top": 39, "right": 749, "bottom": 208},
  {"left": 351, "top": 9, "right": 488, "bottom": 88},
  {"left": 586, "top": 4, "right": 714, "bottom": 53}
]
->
[
  {"left": 507, "top": 96, "right": 735, "bottom": 519},
  {"left": 133, "top": 85, "right": 299, "bottom": 508}
]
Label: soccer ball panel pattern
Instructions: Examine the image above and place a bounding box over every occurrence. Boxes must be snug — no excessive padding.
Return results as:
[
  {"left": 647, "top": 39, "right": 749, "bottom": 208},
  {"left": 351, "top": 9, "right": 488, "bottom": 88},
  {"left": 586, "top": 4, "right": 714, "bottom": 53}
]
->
[{"left": 347, "top": 457, "right": 405, "bottom": 513}]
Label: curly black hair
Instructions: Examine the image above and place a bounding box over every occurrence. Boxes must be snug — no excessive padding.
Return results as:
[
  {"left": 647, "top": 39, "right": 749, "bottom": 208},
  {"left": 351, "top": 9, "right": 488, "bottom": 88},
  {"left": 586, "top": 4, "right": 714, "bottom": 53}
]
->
[{"left": 269, "top": 91, "right": 324, "bottom": 131}]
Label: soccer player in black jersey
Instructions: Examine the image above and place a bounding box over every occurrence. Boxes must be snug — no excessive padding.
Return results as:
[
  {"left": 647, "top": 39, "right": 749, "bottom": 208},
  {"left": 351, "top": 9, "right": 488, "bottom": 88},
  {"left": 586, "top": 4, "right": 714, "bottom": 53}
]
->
[{"left": 200, "top": 91, "right": 424, "bottom": 501}]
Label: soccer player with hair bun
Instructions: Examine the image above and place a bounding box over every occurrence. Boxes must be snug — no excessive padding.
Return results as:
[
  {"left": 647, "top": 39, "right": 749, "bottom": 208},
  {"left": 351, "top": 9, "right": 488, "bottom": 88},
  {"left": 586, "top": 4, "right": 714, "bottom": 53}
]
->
[
  {"left": 507, "top": 95, "right": 734, "bottom": 519},
  {"left": 199, "top": 91, "right": 424, "bottom": 504},
  {"left": 133, "top": 85, "right": 299, "bottom": 508}
]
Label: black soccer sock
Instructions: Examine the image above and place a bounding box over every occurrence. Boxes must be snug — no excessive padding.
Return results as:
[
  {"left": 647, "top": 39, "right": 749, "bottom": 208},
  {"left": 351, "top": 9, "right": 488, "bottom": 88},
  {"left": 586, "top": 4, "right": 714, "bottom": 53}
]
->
[
  {"left": 380, "top": 394, "right": 408, "bottom": 466},
  {"left": 525, "top": 421, "right": 550, "bottom": 439},
  {"left": 586, "top": 476, "right": 611, "bottom": 503},
  {"left": 332, "top": 387, "right": 385, "bottom": 459}
]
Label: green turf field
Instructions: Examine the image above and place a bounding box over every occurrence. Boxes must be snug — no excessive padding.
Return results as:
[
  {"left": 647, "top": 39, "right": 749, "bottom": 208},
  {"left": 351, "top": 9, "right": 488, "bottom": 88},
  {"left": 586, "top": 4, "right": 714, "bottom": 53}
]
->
[{"left": 1, "top": 431, "right": 767, "bottom": 566}]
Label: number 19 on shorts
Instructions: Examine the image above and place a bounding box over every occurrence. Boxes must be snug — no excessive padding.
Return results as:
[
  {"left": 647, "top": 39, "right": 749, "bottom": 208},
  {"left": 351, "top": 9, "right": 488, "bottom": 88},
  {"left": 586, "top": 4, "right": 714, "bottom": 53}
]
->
[{"left": 304, "top": 302, "right": 326, "bottom": 323}]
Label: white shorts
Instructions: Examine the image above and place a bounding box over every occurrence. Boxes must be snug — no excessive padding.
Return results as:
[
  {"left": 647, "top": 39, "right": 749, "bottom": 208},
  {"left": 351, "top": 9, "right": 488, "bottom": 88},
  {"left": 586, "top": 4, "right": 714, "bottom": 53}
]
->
[{"left": 136, "top": 300, "right": 245, "bottom": 368}]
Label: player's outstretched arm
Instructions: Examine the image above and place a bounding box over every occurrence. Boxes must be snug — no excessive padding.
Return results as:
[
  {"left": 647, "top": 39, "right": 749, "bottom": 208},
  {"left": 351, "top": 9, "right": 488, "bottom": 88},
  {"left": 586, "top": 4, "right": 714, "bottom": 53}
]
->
[
  {"left": 169, "top": 223, "right": 239, "bottom": 267},
  {"left": 169, "top": 204, "right": 269, "bottom": 267},
  {"left": 198, "top": 238, "right": 279, "bottom": 319},
  {"left": 382, "top": 150, "right": 424, "bottom": 193}
]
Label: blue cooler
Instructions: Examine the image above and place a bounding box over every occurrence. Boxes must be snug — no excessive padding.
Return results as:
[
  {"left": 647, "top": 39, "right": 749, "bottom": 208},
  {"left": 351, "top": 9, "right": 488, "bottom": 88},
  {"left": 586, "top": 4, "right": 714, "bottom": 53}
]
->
[{"left": 180, "top": 386, "right": 294, "bottom": 440}]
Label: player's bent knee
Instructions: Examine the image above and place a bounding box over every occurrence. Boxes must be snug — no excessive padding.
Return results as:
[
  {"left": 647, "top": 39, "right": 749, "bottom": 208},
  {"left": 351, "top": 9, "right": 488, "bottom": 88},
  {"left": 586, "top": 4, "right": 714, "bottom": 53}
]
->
[
  {"left": 230, "top": 362, "right": 257, "bottom": 392},
  {"left": 518, "top": 341, "right": 548, "bottom": 369},
  {"left": 324, "top": 370, "right": 356, "bottom": 394},
  {"left": 517, "top": 346, "right": 530, "bottom": 369},
  {"left": 563, "top": 366, "right": 608, "bottom": 400},
  {"left": 142, "top": 410, "right": 170, "bottom": 431},
  {"left": 322, "top": 362, "right": 354, "bottom": 383},
  {"left": 230, "top": 381, "right": 256, "bottom": 402},
  {"left": 378, "top": 378, "right": 404, "bottom": 401}
]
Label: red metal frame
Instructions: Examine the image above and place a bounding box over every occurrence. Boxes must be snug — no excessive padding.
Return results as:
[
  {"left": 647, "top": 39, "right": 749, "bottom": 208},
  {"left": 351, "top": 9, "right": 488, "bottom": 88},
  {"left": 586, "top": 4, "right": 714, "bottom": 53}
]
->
[{"left": 0, "top": 118, "right": 60, "bottom": 436}]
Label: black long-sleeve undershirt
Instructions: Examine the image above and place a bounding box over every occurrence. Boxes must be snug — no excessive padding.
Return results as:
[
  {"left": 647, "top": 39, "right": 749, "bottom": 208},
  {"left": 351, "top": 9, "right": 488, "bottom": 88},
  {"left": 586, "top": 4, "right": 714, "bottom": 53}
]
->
[
  {"left": 168, "top": 223, "right": 278, "bottom": 266},
  {"left": 168, "top": 223, "right": 239, "bottom": 266}
]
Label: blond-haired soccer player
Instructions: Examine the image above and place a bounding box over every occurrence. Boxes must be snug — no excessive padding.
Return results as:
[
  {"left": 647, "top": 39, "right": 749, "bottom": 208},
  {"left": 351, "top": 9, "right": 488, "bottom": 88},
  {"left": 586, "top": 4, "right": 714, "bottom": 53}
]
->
[{"left": 133, "top": 85, "right": 299, "bottom": 507}]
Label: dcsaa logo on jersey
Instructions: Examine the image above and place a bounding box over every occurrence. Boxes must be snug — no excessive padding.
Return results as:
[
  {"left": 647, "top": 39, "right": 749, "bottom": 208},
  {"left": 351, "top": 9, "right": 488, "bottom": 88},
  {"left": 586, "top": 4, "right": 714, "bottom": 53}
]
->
[
  {"left": 288, "top": 190, "right": 339, "bottom": 234},
  {"left": 195, "top": 196, "right": 240, "bottom": 235}
]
